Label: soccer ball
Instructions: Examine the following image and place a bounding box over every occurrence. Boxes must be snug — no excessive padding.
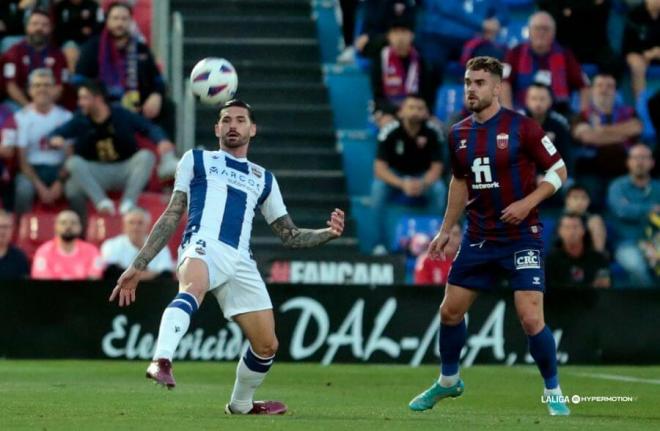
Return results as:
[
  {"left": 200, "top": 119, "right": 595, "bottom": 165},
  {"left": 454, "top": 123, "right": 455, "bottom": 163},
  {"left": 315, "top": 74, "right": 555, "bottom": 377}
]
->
[{"left": 190, "top": 57, "right": 238, "bottom": 106}]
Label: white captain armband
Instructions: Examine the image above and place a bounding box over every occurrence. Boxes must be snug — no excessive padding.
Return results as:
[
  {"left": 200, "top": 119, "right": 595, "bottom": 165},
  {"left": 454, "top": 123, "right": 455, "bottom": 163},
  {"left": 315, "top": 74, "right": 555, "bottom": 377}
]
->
[{"left": 542, "top": 159, "right": 565, "bottom": 193}]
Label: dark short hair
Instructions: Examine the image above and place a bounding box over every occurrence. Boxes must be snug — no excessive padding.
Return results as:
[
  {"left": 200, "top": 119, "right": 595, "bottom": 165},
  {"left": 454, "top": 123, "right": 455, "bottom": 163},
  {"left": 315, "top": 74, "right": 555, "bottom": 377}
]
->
[
  {"left": 218, "top": 99, "right": 255, "bottom": 122},
  {"left": 78, "top": 79, "right": 109, "bottom": 102},
  {"left": 401, "top": 93, "right": 427, "bottom": 105},
  {"left": 28, "top": 8, "right": 51, "bottom": 22},
  {"left": 565, "top": 184, "right": 588, "bottom": 197},
  {"left": 466, "top": 56, "right": 503, "bottom": 79},
  {"left": 106, "top": 1, "right": 133, "bottom": 16},
  {"left": 527, "top": 82, "right": 554, "bottom": 99}
]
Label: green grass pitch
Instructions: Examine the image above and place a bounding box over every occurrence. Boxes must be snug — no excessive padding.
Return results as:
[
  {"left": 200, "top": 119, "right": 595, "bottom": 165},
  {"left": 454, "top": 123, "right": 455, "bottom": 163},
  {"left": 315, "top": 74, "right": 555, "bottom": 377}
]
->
[{"left": 1, "top": 361, "right": 659, "bottom": 430}]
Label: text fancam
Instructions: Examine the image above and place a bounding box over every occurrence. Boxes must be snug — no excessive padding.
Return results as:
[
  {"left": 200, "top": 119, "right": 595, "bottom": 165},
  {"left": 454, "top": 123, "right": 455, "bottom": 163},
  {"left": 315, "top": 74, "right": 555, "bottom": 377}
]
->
[{"left": 541, "top": 394, "right": 636, "bottom": 404}]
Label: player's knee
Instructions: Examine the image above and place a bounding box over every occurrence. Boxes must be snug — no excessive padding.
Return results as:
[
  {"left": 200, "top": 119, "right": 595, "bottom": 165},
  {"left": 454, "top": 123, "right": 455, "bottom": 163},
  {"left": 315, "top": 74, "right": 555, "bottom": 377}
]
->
[
  {"left": 180, "top": 282, "right": 208, "bottom": 305},
  {"left": 519, "top": 313, "right": 544, "bottom": 335},
  {"left": 253, "top": 337, "right": 278, "bottom": 358},
  {"left": 439, "top": 303, "right": 465, "bottom": 325}
]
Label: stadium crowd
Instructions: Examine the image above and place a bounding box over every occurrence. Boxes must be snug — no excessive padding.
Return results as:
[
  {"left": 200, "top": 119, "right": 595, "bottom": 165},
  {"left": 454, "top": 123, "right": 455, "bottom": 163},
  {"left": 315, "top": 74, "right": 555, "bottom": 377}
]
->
[
  {"left": 0, "top": 0, "right": 179, "bottom": 281},
  {"left": 339, "top": 0, "right": 659, "bottom": 288},
  {"left": 0, "top": 0, "right": 657, "bottom": 290}
]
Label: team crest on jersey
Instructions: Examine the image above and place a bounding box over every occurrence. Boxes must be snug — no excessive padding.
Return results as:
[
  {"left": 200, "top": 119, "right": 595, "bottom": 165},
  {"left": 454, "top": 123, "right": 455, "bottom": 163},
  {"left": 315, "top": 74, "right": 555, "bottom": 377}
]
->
[
  {"left": 209, "top": 166, "right": 218, "bottom": 175},
  {"left": 514, "top": 249, "right": 541, "bottom": 270},
  {"left": 416, "top": 136, "right": 428, "bottom": 148},
  {"left": 458, "top": 139, "right": 467, "bottom": 150},
  {"left": 496, "top": 133, "right": 509, "bottom": 149},
  {"left": 251, "top": 166, "right": 262, "bottom": 178}
]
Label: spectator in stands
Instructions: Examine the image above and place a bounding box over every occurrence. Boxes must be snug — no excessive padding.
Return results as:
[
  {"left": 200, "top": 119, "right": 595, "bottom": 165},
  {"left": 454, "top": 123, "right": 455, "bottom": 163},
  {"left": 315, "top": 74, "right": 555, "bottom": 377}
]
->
[
  {"left": 572, "top": 73, "right": 642, "bottom": 207},
  {"left": 13, "top": 68, "right": 72, "bottom": 214},
  {"left": 524, "top": 82, "right": 573, "bottom": 177},
  {"left": 337, "top": 0, "right": 359, "bottom": 63},
  {"left": 414, "top": 223, "right": 462, "bottom": 285},
  {"left": 537, "top": 0, "right": 621, "bottom": 78},
  {"left": 546, "top": 213, "right": 611, "bottom": 289},
  {"left": 51, "top": 0, "right": 103, "bottom": 72},
  {"left": 623, "top": 0, "right": 660, "bottom": 100},
  {"left": 1, "top": 9, "right": 68, "bottom": 107},
  {"left": 75, "top": 2, "right": 173, "bottom": 135},
  {"left": 502, "top": 11, "right": 589, "bottom": 116},
  {"left": 49, "top": 80, "right": 175, "bottom": 220},
  {"left": 0, "top": 1, "right": 27, "bottom": 46},
  {"left": 101, "top": 207, "right": 173, "bottom": 280},
  {"left": 371, "top": 95, "right": 446, "bottom": 254},
  {"left": 354, "top": 0, "right": 416, "bottom": 59},
  {"left": 563, "top": 185, "right": 607, "bottom": 253},
  {"left": 368, "top": 18, "right": 434, "bottom": 127},
  {"left": 0, "top": 104, "right": 17, "bottom": 209},
  {"left": 416, "top": 0, "right": 508, "bottom": 85},
  {"left": 31, "top": 209, "right": 103, "bottom": 280},
  {"left": 607, "top": 143, "right": 660, "bottom": 288},
  {"left": 0, "top": 209, "right": 29, "bottom": 279}
]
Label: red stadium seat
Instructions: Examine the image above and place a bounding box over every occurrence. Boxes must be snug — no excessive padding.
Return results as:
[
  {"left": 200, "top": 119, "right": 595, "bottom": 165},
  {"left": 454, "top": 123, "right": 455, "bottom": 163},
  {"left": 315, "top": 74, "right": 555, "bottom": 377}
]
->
[{"left": 16, "top": 212, "right": 58, "bottom": 260}]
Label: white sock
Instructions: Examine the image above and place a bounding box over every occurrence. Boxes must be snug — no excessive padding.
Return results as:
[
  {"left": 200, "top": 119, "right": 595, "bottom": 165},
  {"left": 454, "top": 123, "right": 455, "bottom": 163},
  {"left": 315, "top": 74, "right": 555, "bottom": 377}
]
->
[
  {"left": 152, "top": 307, "right": 191, "bottom": 361},
  {"left": 229, "top": 356, "right": 269, "bottom": 413},
  {"left": 438, "top": 373, "right": 459, "bottom": 388}
]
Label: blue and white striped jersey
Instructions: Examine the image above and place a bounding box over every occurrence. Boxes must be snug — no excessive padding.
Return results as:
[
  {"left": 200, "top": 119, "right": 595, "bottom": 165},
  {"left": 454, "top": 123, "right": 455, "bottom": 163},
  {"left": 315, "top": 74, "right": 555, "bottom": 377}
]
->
[{"left": 174, "top": 149, "right": 287, "bottom": 257}]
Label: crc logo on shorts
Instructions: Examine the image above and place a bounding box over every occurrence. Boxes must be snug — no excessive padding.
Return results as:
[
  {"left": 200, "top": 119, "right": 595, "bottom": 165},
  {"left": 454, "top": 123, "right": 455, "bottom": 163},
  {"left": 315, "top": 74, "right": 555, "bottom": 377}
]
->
[{"left": 514, "top": 249, "right": 541, "bottom": 270}]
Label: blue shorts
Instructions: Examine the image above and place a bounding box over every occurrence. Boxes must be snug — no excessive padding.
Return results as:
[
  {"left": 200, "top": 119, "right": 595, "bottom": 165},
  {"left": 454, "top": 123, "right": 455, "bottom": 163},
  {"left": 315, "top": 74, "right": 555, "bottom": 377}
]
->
[{"left": 447, "top": 236, "right": 545, "bottom": 292}]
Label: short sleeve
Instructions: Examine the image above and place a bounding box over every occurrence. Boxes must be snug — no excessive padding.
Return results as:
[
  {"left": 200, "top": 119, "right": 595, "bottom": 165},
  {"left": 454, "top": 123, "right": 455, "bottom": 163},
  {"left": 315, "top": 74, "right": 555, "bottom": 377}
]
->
[
  {"left": 2, "top": 48, "right": 18, "bottom": 80},
  {"left": 376, "top": 121, "right": 399, "bottom": 162},
  {"left": 521, "top": 118, "right": 563, "bottom": 171},
  {"left": 173, "top": 149, "right": 194, "bottom": 195},
  {"left": 260, "top": 173, "right": 288, "bottom": 224}
]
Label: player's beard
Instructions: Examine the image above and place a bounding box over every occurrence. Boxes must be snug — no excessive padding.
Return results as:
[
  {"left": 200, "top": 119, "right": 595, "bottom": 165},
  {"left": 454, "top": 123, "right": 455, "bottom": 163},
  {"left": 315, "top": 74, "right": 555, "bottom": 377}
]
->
[
  {"left": 222, "top": 134, "right": 249, "bottom": 148},
  {"left": 466, "top": 96, "right": 492, "bottom": 113}
]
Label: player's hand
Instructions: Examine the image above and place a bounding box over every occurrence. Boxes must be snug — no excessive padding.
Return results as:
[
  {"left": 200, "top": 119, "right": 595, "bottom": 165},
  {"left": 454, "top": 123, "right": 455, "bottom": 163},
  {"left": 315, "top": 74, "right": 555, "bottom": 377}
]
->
[
  {"left": 326, "top": 208, "right": 345, "bottom": 237},
  {"left": 428, "top": 230, "right": 450, "bottom": 260},
  {"left": 142, "top": 93, "right": 163, "bottom": 119},
  {"left": 501, "top": 199, "right": 532, "bottom": 225},
  {"left": 49, "top": 136, "right": 66, "bottom": 149},
  {"left": 109, "top": 266, "right": 142, "bottom": 307}
]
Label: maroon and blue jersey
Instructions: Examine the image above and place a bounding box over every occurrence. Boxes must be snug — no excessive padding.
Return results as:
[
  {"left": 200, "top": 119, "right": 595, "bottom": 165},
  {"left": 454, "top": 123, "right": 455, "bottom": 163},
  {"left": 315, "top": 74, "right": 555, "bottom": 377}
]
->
[{"left": 449, "top": 107, "right": 562, "bottom": 242}]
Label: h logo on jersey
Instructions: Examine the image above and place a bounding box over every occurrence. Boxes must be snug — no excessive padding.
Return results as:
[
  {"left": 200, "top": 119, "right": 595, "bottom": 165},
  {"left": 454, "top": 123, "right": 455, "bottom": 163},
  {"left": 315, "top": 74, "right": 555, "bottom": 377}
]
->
[
  {"left": 471, "top": 157, "right": 499, "bottom": 189},
  {"left": 515, "top": 249, "right": 541, "bottom": 270}
]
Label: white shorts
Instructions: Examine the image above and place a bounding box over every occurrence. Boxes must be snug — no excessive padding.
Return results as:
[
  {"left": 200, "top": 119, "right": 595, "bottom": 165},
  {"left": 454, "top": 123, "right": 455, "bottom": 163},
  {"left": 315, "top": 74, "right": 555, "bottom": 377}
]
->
[{"left": 177, "top": 236, "right": 272, "bottom": 320}]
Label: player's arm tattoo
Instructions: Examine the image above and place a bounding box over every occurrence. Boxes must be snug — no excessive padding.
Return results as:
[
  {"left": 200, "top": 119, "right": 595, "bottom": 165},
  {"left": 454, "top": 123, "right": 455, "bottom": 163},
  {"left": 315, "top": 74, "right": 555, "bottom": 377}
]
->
[
  {"left": 132, "top": 191, "right": 187, "bottom": 270},
  {"left": 270, "top": 214, "right": 335, "bottom": 248}
]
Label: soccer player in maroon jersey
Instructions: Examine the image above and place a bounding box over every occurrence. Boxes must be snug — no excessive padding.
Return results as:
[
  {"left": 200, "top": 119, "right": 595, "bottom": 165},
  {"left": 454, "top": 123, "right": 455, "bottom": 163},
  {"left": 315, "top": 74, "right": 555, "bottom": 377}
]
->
[{"left": 408, "top": 57, "right": 570, "bottom": 416}]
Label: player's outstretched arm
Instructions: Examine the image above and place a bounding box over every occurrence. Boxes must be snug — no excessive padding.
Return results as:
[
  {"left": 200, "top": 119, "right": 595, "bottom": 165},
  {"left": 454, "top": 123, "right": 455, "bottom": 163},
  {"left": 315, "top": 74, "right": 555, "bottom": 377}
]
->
[
  {"left": 429, "top": 176, "right": 467, "bottom": 259},
  {"left": 109, "top": 191, "right": 188, "bottom": 306},
  {"left": 269, "top": 208, "right": 344, "bottom": 248}
]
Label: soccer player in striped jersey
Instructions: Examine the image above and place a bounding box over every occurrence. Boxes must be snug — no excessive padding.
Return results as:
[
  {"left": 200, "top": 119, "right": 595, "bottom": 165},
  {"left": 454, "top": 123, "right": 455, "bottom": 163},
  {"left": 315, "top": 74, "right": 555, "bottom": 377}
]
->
[
  {"left": 109, "top": 99, "right": 345, "bottom": 415},
  {"left": 408, "top": 57, "right": 570, "bottom": 416}
]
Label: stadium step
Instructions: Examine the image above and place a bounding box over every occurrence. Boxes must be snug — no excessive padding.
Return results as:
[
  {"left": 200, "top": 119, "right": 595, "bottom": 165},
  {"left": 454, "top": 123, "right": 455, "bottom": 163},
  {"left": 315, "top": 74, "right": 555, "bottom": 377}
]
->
[
  {"left": 183, "top": 16, "right": 316, "bottom": 39},
  {"left": 183, "top": 38, "right": 320, "bottom": 64},
  {"left": 249, "top": 147, "right": 341, "bottom": 171},
  {"left": 273, "top": 170, "right": 346, "bottom": 195},
  {"left": 195, "top": 103, "right": 334, "bottom": 132},
  {"left": 172, "top": 0, "right": 311, "bottom": 18},
  {"left": 236, "top": 83, "right": 329, "bottom": 106},
  {"left": 195, "top": 128, "right": 337, "bottom": 151},
  {"left": 183, "top": 61, "right": 323, "bottom": 85}
]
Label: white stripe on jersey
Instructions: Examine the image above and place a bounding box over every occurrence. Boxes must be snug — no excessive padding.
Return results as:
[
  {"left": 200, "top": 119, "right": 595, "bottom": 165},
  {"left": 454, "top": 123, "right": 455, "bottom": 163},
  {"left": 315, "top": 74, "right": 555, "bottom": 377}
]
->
[{"left": 173, "top": 149, "right": 287, "bottom": 257}]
